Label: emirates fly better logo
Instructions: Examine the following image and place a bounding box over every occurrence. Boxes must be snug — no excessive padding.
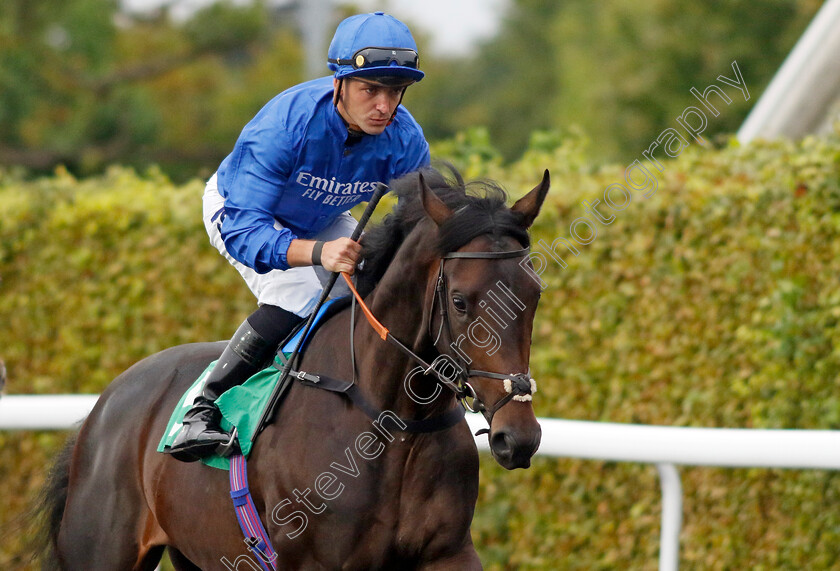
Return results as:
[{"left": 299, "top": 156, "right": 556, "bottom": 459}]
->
[{"left": 295, "top": 172, "right": 382, "bottom": 207}]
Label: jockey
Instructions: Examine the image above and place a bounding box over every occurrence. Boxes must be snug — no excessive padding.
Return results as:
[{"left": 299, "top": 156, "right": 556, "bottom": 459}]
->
[{"left": 167, "top": 12, "right": 430, "bottom": 462}]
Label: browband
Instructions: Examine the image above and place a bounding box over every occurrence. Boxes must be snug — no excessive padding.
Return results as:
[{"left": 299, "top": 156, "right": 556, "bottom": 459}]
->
[{"left": 441, "top": 247, "right": 530, "bottom": 260}]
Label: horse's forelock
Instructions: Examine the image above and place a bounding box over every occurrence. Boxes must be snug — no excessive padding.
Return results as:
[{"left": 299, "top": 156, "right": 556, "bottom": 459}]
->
[
  {"left": 356, "top": 165, "right": 528, "bottom": 295},
  {"left": 435, "top": 185, "right": 530, "bottom": 254}
]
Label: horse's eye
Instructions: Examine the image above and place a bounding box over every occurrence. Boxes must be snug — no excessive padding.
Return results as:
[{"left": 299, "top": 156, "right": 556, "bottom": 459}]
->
[{"left": 452, "top": 294, "right": 467, "bottom": 313}]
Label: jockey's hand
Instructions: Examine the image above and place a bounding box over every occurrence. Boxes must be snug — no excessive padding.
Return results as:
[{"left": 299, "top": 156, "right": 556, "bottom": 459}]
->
[{"left": 320, "top": 237, "right": 362, "bottom": 274}]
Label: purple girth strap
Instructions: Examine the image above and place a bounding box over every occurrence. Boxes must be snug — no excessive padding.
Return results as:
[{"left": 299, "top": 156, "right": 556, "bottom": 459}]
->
[{"left": 229, "top": 454, "right": 278, "bottom": 571}]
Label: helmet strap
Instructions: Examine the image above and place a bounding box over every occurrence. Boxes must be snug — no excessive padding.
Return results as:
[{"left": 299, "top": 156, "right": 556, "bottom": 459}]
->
[
  {"left": 387, "top": 87, "right": 408, "bottom": 126},
  {"left": 333, "top": 78, "right": 343, "bottom": 107}
]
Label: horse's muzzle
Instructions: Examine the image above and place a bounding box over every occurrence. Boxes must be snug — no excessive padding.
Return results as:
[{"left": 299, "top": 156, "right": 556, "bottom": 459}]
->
[{"left": 489, "top": 425, "right": 542, "bottom": 470}]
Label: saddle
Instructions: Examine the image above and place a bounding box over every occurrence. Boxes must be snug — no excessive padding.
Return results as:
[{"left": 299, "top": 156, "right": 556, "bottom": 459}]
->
[{"left": 157, "top": 297, "right": 352, "bottom": 470}]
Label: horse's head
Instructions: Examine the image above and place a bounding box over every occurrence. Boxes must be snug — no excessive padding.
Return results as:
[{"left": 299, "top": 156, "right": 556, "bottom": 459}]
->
[{"left": 418, "top": 170, "right": 550, "bottom": 470}]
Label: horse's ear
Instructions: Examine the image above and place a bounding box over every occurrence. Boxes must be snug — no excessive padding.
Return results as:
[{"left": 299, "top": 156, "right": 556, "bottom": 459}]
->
[
  {"left": 511, "top": 169, "right": 551, "bottom": 229},
  {"left": 420, "top": 172, "right": 453, "bottom": 226}
]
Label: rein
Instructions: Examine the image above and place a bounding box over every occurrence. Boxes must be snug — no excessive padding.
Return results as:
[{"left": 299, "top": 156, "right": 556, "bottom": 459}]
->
[{"left": 341, "top": 245, "right": 538, "bottom": 429}]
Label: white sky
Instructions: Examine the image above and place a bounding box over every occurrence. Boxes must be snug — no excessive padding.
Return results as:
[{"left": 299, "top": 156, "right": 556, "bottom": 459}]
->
[
  {"left": 120, "top": 0, "right": 508, "bottom": 56},
  {"left": 353, "top": 0, "right": 508, "bottom": 56}
]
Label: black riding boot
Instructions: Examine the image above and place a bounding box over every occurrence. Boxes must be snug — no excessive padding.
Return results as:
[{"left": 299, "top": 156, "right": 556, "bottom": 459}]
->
[{"left": 166, "top": 305, "right": 302, "bottom": 462}]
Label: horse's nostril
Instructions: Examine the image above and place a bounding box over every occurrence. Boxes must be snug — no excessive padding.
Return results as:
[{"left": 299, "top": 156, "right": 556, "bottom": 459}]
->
[
  {"left": 490, "top": 428, "right": 541, "bottom": 470},
  {"left": 490, "top": 431, "right": 514, "bottom": 456}
]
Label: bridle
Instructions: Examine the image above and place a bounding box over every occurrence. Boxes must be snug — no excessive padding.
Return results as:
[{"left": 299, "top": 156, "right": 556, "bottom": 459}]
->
[
  {"left": 344, "top": 244, "right": 538, "bottom": 428},
  {"left": 427, "top": 247, "right": 538, "bottom": 421}
]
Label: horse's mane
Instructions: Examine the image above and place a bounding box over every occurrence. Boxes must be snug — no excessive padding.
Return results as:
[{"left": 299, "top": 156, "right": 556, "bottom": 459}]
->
[{"left": 356, "top": 164, "right": 530, "bottom": 296}]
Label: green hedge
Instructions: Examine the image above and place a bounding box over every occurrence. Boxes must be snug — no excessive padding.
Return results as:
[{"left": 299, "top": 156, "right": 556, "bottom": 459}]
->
[{"left": 2, "top": 136, "right": 840, "bottom": 569}]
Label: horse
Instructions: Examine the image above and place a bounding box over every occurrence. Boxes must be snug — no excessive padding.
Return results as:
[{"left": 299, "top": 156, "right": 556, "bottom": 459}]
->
[{"left": 36, "top": 166, "right": 550, "bottom": 570}]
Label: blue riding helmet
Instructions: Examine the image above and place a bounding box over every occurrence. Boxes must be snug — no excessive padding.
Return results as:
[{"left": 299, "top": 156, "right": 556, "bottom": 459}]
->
[{"left": 328, "top": 12, "right": 425, "bottom": 83}]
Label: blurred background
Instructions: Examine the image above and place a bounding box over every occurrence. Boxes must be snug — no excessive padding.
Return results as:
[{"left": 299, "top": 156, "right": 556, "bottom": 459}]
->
[
  {"left": 0, "top": 0, "right": 826, "bottom": 180},
  {"left": 3, "top": 1, "right": 840, "bottom": 570}
]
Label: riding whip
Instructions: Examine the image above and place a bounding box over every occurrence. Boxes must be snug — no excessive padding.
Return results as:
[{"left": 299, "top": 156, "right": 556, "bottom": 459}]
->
[{"left": 255, "top": 181, "right": 389, "bottom": 436}]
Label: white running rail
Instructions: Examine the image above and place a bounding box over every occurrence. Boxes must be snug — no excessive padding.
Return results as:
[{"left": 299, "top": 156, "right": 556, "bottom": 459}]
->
[{"left": 3, "top": 394, "right": 839, "bottom": 571}]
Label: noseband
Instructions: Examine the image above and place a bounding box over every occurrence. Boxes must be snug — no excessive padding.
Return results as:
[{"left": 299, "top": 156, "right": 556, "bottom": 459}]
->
[{"left": 427, "top": 247, "right": 538, "bottom": 422}]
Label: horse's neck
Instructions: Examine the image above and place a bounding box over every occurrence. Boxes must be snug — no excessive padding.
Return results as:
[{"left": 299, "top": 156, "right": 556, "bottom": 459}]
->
[{"left": 355, "top": 231, "right": 454, "bottom": 420}]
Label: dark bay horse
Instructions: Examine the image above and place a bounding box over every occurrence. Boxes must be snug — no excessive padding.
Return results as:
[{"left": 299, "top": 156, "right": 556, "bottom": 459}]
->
[{"left": 37, "top": 167, "right": 550, "bottom": 570}]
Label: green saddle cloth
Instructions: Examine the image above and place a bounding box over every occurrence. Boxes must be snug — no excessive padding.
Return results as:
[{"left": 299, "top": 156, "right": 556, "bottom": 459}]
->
[
  {"left": 157, "top": 355, "right": 284, "bottom": 471},
  {"left": 157, "top": 297, "right": 347, "bottom": 470}
]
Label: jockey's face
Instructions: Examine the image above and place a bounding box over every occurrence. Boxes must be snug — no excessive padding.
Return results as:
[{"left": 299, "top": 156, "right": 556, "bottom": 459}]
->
[{"left": 334, "top": 78, "right": 407, "bottom": 135}]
